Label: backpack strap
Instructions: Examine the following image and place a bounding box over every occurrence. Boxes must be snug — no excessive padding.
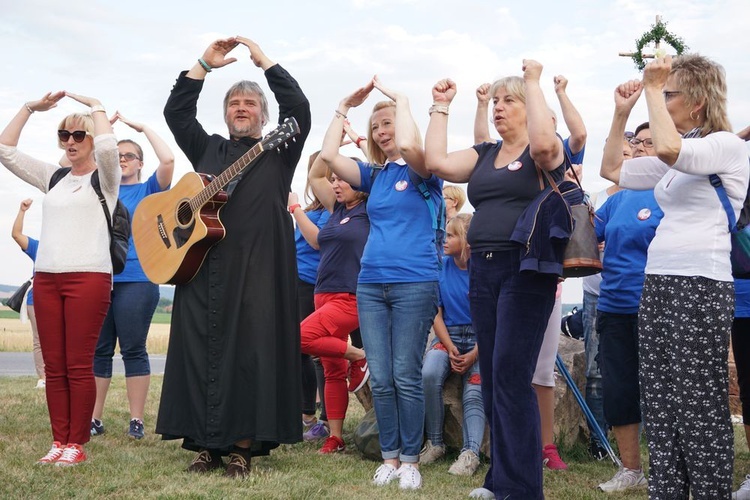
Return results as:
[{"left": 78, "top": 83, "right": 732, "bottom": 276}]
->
[
  {"left": 48, "top": 167, "right": 72, "bottom": 191},
  {"left": 406, "top": 168, "right": 446, "bottom": 270},
  {"left": 89, "top": 170, "right": 115, "bottom": 239},
  {"left": 710, "top": 173, "right": 738, "bottom": 232}
]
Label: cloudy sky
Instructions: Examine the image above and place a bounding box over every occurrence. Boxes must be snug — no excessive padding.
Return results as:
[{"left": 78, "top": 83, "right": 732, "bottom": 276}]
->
[{"left": 0, "top": 0, "right": 748, "bottom": 303}]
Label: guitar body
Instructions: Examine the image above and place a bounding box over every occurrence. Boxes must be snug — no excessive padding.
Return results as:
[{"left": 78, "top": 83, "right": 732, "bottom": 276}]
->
[{"left": 133, "top": 172, "right": 228, "bottom": 285}]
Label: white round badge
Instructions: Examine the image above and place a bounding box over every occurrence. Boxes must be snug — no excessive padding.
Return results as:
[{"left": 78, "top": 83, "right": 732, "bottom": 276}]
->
[
  {"left": 507, "top": 161, "right": 523, "bottom": 171},
  {"left": 395, "top": 180, "right": 409, "bottom": 191},
  {"left": 340, "top": 217, "right": 350, "bottom": 225},
  {"left": 637, "top": 208, "right": 651, "bottom": 221}
]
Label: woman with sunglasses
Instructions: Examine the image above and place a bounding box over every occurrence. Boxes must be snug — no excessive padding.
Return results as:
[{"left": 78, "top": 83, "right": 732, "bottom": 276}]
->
[
  {"left": 0, "top": 91, "right": 118, "bottom": 466},
  {"left": 91, "top": 112, "right": 174, "bottom": 440}
]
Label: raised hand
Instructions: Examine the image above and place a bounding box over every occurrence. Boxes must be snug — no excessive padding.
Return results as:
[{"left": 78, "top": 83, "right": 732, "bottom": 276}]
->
[
  {"left": 642, "top": 55, "right": 672, "bottom": 90},
  {"left": 476, "top": 83, "right": 491, "bottom": 105},
  {"left": 522, "top": 59, "right": 543, "bottom": 82},
  {"left": 19, "top": 199, "right": 33, "bottom": 212},
  {"left": 115, "top": 112, "right": 144, "bottom": 133},
  {"left": 553, "top": 75, "right": 568, "bottom": 94},
  {"left": 340, "top": 80, "right": 375, "bottom": 110},
  {"left": 64, "top": 91, "right": 102, "bottom": 108},
  {"left": 26, "top": 91, "right": 65, "bottom": 113},
  {"left": 372, "top": 75, "right": 405, "bottom": 103},
  {"left": 614, "top": 79, "right": 643, "bottom": 113},
  {"left": 432, "top": 78, "right": 457, "bottom": 105},
  {"left": 287, "top": 192, "right": 299, "bottom": 208},
  {"left": 201, "top": 37, "right": 240, "bottom": 69},
  {"left": 235, "top": 37, "right": 272, "bottom": 69}
]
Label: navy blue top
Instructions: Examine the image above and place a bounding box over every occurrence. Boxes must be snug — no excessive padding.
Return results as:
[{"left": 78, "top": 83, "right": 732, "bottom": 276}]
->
[
  {"left": 316, "top": 201, "right": 370, "bottom": 294},
  {"left": 294, "top": 208, "right": 331, "bottom": 285},
  {"left": 23, "top": 238, "right": 38, "bottom": 306},
  {"left": 117, "top": 172, "right": 168, "bottom": 283},
  {"left": 438, "top": 256, "right": 471, "bottom": 326},
  {"left": 353, "top": 160, "right": 443, "bottom": 283},
  {"left": 468, "top": 141, "right": 564, "bottom": 252},
  {"left": 595, "top": 189, "right": 663, "bottom": 314}
]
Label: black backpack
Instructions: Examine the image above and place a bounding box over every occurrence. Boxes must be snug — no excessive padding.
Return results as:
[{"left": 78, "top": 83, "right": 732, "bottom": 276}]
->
[{"left": 49, "top": 168, "right": 131, "bottom": 274}]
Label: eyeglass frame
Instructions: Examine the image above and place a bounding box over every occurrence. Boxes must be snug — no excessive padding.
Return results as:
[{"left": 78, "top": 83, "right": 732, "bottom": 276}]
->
[
  {"left": 629, "top": 137, "right": 654, "bottom": 148},
  {"left": 663, "top": 90, "right": 682, "bottom": 101},
  {"left": 57, "top": 130, "right": 90, "bottom": 143},
  {"left": 118, "top": 152, "right": 142, "bottom": 161}
]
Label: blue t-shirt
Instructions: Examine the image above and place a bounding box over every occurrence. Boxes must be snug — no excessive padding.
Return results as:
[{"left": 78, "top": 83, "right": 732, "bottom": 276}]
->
[
  {"left": 295, "top": 208, "right": 331, "bottom": 285},
  {"left": 23, "top": 238, "right": 38, "bottom": 306},
  {"left": 735, "top": 279, "right": 750, "bottom": 318},
  {"left": 438, "top": 256, "right": 471, "bottom": 326},
  {"left": 316, "top": 201, "right": 369, "bottom": 294},
  {"left": 354, "top": 160, "right": 443, "bottom": 283},
  {"left": 116, "top": 173, "right": 168, "bottom": 283},
  {"left": 595, "top": 190, "right": 663, "bottom": 314},
  {"left": 563, "top": 137, "right": 585, "bottom": 165}
]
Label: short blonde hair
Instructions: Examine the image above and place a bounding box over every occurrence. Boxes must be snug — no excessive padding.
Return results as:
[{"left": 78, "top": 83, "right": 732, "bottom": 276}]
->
[
  {"left": 446, "top": 213, "right": 472, "bottom": 262},
  {"left": 489, "top": 76, "right": 526, "bottom": 105},
  {"left": 57, "top": 113, "right": 94, "bottom": 149},
  {"left": 366, "top": 101, "right": 423, "bottom": 165},
  {"left": 443, "top": 185, "right": 466, "bottom": 212},
  {"left": 670, "top": 54, "right": 731, "bottom": 136}
]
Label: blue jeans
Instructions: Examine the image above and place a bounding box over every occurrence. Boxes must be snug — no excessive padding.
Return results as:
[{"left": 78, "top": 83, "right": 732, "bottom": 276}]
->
[
  {"left": 422, "top": 325, "right": 485, "bottom": 455},
  {"left": 94, "top": 281, "right": 159, "bottom": 378},
  {"left": 582, "top": 290, "right": 608, "bottom": 442},
  {"left": 470, "top": 249, "right": 557, "bottom": 500},
  {"left": 357, "top": 281, "right": 438, "bottom": 463}
]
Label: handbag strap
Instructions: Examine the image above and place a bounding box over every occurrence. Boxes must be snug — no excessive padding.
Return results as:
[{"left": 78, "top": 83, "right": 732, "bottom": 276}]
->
[{"left": 710, "top": 174, "right": 737, "bottom": 231}]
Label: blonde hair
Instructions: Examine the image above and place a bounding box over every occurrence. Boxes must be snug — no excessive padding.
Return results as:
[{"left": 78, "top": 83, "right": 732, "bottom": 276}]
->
[
  {"left": 670, "top": 54, "right": 732, "bottom": 136},
  {"left": 57, "top": 113, "right": 94, "bottom": 149},
  {"left": 443, "top": 185, "right": 466, "bottom": 212},
  {"left": 489, "top": 76, "right": 526, "bottom": 105},
  {"left": 446, "top": 213, "right": 472, "bottom": 262},
  {"left": 366, "top": 101, "right": 423, "bottom": 165}
]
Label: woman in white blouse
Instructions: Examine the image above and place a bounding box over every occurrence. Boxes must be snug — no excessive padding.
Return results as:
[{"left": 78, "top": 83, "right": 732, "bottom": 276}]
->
[
  {"left": 0, "top": 91, "right": 118, "bottom": 467},
  {"left": 600, "top": 54, "right": 748, "bottom": 499}
]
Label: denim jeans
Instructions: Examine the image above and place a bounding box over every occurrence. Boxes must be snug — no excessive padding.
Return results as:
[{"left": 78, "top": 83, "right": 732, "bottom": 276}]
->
[
  {"left": 357, "top": 281, "right": 438, "bottom": 463},
  {"left": 94, "top": 281, "right": 159, "bottom": 378},
  {"left": 470, "top": 249, "right": 557, "bottom": 500},
  {"left": 582, "top": 290, "right": 608, "bottom": 442},
  {"left": 422, "top": 325, "right": 485, "bottom": 455}
]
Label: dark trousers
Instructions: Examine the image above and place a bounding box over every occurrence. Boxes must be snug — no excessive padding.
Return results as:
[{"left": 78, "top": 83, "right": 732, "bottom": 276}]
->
[
  {"left": 732, "top": 317, "right": 750, "bottom": 419},
  {"left": 470, "top": 249, "right": 557, "bottom": 500},
  {"left": 298, "top": 279, "right": 324, "bottom": 418}
]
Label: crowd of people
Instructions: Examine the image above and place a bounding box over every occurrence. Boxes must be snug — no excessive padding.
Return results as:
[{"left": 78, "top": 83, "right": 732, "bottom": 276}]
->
[{"left": 2, "top": 35, "right": 750, "bottom": 500}]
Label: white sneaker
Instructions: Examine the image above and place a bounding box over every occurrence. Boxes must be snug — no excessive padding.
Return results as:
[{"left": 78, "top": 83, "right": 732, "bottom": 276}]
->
[
  {"left": 449, "top": 449, "right": 480, "bottom": 476},
  {"left": 372, "top": 463, "right": 398, "bottom": 486},
  {"left": 397, "top": 463, "right": 422, "bottom": 490},
  {"left": 35, "top": 379, "right": 46, "bottom": 389},
  {"left": 734, "top": 474, "right": 750, "bottom": 499},
  {"left": 468, "top": 487, "right": 495, "bottom": 498},
  {"left": 598, "top": 467, "right": 647, "bottom": 492},
  {"left": 419, "top": 439, "right": 445, "bottom": 464}
]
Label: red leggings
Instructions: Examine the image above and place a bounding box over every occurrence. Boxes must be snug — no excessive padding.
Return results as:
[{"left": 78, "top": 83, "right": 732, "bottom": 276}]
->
[
  {"left": 300, "top": 293, "right": 358, "bottom": 420},
  {"left": 34, "top": 272, "right": 112, "bottom": 445}
]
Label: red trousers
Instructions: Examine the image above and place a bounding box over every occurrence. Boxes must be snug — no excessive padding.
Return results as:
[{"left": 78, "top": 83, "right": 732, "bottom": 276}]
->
[
  {"left": 300, "top": 293, "right": 358, "bottom": 420},
  {"left": 33, "top": 272, "right": 112, "bottom": 445}
]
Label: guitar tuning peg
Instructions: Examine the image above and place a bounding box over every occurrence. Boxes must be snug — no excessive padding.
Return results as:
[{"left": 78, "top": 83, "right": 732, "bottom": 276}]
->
[
  {"left": 292, "top": 138, "right": 297, "bottom": 143},
  {"left": 284, "top": 143, "right": 289, "bottom": 149}
]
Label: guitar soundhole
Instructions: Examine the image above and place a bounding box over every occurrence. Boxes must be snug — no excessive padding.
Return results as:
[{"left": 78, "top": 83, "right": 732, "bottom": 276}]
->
[{"left": 176, "top": 200, "right": 193, "bottom": 227}]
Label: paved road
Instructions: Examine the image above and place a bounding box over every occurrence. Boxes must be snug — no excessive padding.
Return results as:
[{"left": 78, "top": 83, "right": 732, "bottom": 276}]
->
[{"left": 0, "top": 352, "right": 166, "bottom": 376}]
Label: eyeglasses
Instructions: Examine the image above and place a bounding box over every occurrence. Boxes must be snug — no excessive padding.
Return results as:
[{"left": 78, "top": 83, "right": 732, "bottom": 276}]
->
[
  {"left": 57, "top": 130, "right": 89, "bottom": 143},
  {"left": 118, "top": 153, "right": 141, "bottom": 161},
  {"left": 629, "top": 137, "right": 654, "bottom": 148},
  {"left": 624, "top": 131, "right": 634, "bottom": 140},
  {"left": 663, "top": 90, "right": 682, "bottom": 101}
]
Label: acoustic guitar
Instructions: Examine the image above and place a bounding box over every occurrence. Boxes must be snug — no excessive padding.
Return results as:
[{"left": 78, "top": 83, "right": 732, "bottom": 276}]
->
[{"left": 132, "top": 118, "right": 300, "bottom": 285}]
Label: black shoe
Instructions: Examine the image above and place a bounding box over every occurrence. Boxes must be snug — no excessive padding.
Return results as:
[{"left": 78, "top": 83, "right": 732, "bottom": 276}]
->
[
  {"left": 589, "top": 440, "right": 608, "bottom": 461},
  {"left": 186, "top": 449, "right": 224, "bottom": 473},
  {"left": 90, "top": 419, "right": 105, "bottom": 436},
  {"left": 225, "top": 451, "right": 250, "bottom": 478}
]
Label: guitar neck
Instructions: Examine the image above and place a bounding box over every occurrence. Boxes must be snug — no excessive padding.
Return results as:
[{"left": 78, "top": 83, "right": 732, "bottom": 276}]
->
[{"left": 189, "top": 142, "right": 264, "bottom": 211}]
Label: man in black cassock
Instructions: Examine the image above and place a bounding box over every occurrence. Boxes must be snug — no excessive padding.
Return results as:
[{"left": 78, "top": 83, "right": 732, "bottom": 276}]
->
[{"left": 155, "top": 36, "right": 310, "bottom": 478}]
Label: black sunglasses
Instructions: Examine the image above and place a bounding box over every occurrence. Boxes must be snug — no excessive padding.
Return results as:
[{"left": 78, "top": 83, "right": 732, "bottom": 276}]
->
[{"left": 58, "top": 130, "right": 88, "bottom": 143}]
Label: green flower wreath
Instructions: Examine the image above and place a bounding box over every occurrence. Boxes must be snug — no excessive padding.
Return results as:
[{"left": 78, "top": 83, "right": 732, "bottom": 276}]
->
[{"left": 632, "top": 19, "right": 688, "bottom": 71}]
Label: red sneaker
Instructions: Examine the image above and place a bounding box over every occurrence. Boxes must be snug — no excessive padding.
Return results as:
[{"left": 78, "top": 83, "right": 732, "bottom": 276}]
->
[
  {"left": 37, "top": 442, "right": 65, "bottom": 464},
  {"left": 318, "top": 435, "right": 346, "bottom": 454},
  {"left": 542, "top": 444, "right": 568, "bottom": 470},
  {"left": 348, "top": 358, "right": 370, "bottom": 393},
  {"left": 56, "top": 443, "right": 87, "bottom": 466}
]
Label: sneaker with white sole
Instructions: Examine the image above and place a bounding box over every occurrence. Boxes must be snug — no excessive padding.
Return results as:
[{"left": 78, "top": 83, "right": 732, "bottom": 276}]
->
[
  {"left": 37, "top": 441, "right": 64, "bottom": 464},
  {"left": 397, "top": 464, "right": 422, "bottom": 489},
  {"left": 90, "top": 418, "right": 105, "bottom": 436},
  {"left": 419, "top": 439, "right": 445, "bottom": 464},
  {"left": 372, "top": 463, "right": 399, "bottom": 486},
  {"left": 128, "top": 418, "right": 145, "bottom": 439},
  {"left": 449, "top": 449, "right": 480, "bottom": 476},
  {"left": 35, "top": 379, "right": 46, "bottom": 389},
  {"left": 56, "top": 443, "right": 87, "bottom": 466},
  {"left": 469, "top": 487, "right": 495, "bottom": 498},
  {"left": 733, "top": 474, "right": 750, "bottom": 500},
  {"left": 348, "top": 358, "right": 370, "bottom": 393},
  {"left": 598, "top": 467, "right": 647, "bottom": 492}
]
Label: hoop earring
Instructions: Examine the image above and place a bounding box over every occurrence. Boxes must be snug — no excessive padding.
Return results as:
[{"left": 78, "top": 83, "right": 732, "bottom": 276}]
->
[{"left": 690, "top": 110, "right": 699, "bottom": 122}]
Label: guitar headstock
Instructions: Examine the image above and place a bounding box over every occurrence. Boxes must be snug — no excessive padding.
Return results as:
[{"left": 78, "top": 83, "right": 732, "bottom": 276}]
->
[{"left": 261, "top": 117, "right": 300, "bottom": 151}]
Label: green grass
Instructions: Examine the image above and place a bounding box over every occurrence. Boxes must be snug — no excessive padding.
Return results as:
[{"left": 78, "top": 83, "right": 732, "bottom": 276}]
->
[
  {"left": 150, "top": 312, "right": 172, "bottom": 324},
  {"left": 0, "top": 310, "right": 20, "bottom": 319},
  {"left": 1, "top": 375, "right": 749, "bottom": 499}
]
